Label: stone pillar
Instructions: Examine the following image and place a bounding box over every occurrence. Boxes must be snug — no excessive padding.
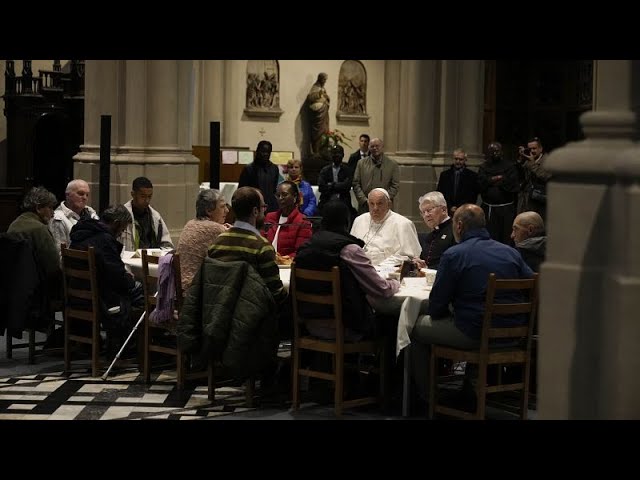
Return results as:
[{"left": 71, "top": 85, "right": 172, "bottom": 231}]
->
[
  {"left": 540, "top": 60, "right": 640, "bottom": 419},
  {"left": 384, "top": 60, "right": 485, "bottom": 231},
  {"left": 75, "top": 60, "right": 199, "bottom": 243},
  {"left": 192, "top": 60, "right": 226, "bottom": 146},
  {"left": 384, "top": 60, "right": 439, "bottom": 228}
]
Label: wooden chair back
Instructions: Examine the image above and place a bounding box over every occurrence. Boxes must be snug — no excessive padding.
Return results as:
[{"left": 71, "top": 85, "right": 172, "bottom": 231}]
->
[
  {"left": 61, "top": 245, "right": 101, "bottom": 378},
  {"left": 429, "top": 273, "right": 539, "bottom": 420},
  {"left": 290, "top": 263, "right": 387, "bottom": 417}
]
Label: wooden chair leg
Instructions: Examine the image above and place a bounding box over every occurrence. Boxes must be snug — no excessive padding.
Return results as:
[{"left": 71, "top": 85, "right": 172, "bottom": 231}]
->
[
  {"left": 475, "top": 361, "right": 487, "bottom": 420},
  {"left": 292, "top": 343, "right": 301, "bottom": 411},
  {"left": 91, "top": 322, "right": 100, "bottom": 378},
  {"left": 176, "top": 352, "right": 185, "bottom": 391},
  {"left": 521, "top": 360, "right": 531, "bottom": 420},
  {"left": 64, "top": 316, "right": 70, "bottom": 373},
  {"left": 28, "top": 329, "right": 36, "bottom": 364},
  {"left": 207, "top": 355, "right": 215, "bottom": 401},
  {"left": 245, "top": 376, "right": 255, "bottom": 407},
  {"left": 379, "top": 341, "right": 388, "bottom": 411},
  {"left": 5, "top": 333, "right": 11, "bottom": 359},
  {"left": 143, "top": 318, "right": 151, "bottom": 383},
  {"left": 428, "top": 349, "right": 436, "bottom": 419},
  {"left": 334, "top": 352, "right": 344, "bottom": 417}
]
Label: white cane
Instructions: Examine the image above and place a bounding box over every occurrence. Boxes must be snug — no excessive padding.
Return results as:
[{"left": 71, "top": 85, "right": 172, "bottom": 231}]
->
[{"left": 102, "top": 292, "right": 156, "bottom": 381}]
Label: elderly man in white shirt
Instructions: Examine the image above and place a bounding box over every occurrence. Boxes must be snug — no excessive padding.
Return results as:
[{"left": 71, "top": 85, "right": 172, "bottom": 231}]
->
[
  {"left": 350, "top": 188, "right": 421, "bottom": 265},
  {"left": 50, "top": 179, "right": 99, "bottom": 255}
]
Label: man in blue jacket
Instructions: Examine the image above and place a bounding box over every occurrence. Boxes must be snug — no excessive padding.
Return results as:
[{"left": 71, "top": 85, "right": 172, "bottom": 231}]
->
[{"left": 410, "top": 203, "right": 533, "bottom": 404}]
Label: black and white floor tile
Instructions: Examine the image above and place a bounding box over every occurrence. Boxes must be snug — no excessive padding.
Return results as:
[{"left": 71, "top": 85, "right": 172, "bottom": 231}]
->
[{"left": 0, "top": 368, "right": 254, "bottom": 420}]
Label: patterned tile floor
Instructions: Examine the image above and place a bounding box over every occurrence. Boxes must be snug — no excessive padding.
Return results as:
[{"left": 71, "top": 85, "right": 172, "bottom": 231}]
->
[{"left": 0, "top": 331, "right": 535, "bottom": 420}]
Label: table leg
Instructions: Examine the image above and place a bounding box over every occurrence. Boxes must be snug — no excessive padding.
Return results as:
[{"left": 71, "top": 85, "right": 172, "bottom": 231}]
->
[{"left": 402, "top": 344, "right": 411, "bottom": 417}]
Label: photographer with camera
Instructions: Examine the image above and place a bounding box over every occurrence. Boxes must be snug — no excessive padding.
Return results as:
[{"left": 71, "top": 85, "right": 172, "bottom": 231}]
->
[{"left": 516, "top": 137, "right": 552, "bottom": 220}]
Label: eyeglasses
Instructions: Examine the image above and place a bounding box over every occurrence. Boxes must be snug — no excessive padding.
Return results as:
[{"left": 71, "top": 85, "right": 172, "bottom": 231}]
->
[
  {"left": 259, "top": 204, "right": 268, "bottom": 211},
  {"left": 420, "top": 206, "right": 443, "bottom": 216},
  {"left": 274, "top": 192, "right": 291, "bottom": 199}
]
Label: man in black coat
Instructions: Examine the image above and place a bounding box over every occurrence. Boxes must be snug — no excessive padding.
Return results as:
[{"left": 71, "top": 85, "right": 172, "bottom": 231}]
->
[
  {"left": 318, "top": 144, "right": 357, "bottom": 223},
  {"left": 436, "top": 148, "right": 479, "bottom": 216},
  {"left": 69, "top": 204, "right": 144, "bottom": 335},
  {"left": 511, "top": 211, "right": 546, "bottom": 272},
  {"left": 238, "top": 140, "right": 280, "bottom": 213},
  {"left": 417, "top": 191, "right": 456, "bottom": 270},
  {"left": 347, "top": 133, "right": 370, "bottom": 174}
]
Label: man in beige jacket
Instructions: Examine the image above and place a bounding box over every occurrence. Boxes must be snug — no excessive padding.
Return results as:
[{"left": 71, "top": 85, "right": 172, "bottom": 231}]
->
[{"left": 352, "top": 138, "right": 400, "bottom": 214}]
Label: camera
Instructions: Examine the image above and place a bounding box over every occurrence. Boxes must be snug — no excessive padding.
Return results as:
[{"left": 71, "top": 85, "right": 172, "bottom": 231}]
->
[{"left": 520, "top": 146, "right": 531, "bottom": 155}]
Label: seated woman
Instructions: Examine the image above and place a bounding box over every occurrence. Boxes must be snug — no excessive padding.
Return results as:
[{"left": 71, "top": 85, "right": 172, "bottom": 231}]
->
[
  {"left": 263, "top": 181, "right": 313, "bottom": 263},
  {"left": 285, "top": 158, "right": 317, "bottom": 216},
  {"left": 176, "top": 189, "right": 230, "bottom": 291}
]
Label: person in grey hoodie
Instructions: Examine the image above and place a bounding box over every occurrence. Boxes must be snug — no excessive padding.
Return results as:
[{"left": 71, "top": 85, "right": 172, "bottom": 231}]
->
[{"left": 511, "top": 211, "right": 546, "bottom": 272}]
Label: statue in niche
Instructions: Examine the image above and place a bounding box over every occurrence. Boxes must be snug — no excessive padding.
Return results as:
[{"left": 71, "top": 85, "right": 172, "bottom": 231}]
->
[
  {"left": 245, "top": 60, "right": 282, "bottom": 117},
  {"left": 306, "top": 72, "right": 330, "bottom": 155},
  {"left": 337, "top": 60, "right": 368, "bottom": 120}
]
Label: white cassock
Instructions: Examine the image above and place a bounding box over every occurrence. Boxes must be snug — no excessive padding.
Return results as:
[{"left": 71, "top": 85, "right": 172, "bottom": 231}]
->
[{"left": 350, "top": 211, "right": 421, "bottom": 265}]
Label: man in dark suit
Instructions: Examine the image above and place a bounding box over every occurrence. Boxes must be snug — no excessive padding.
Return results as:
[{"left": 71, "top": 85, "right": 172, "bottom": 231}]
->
[
  {"left": 318, "top": 144, "right": 357, "bottom": 224},
  {"left": 436, "top": 148, "right": 479, "bottom": 216},
  {"left": 347, "top": 133, "right": 370, "bottom": 174}
]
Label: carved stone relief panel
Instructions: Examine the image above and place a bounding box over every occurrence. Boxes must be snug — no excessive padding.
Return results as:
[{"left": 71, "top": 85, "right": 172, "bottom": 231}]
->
[
  {"left": 337, "top": 60, "right": 369, "bottom": 122},
  {"left": 244, "top": 60, "right": 283, "bottom": 118}
]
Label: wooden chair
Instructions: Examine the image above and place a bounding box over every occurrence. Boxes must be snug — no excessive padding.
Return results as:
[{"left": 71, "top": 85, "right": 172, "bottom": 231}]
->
[
  {"left": 1, "top": 233, "right": 63, "bottom": 363},
  {"left": 141, "top": 250, "right": 207, "bottom": 390},
  {"left": 290, "top": 263, "right": 387, "bottom": 417},
  {"left": 428, "top": 273, "right": 539, "bottom": 420},
  {"left": 61, "top": 245, "right": 101, "bottom": 378}
]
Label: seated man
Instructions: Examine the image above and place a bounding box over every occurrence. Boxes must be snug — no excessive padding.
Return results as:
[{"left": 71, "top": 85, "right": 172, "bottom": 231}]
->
[
  {"left": 182, "top": 187, "right": 287, "bottom": 383},
  {"left": 511, "top": 211, "right": 546, "bottom": 272},
  {"left": 50, "top": 179, "right": 99, "bottom": 256},
  {"left": 7, "top": 187, "right": 62, "bottom": 332},
  {"left": 417, "top": 191, "right": 455, "bottom": 270},
  {"left": 70, "top": 204, "right": 144, "bottom": 348},
  {"left": 350, "top": 188, "right": 421, "bottom": 265},
  {"left": 119, "top": 176, "right": 173, "bottom": 251},
  {"left": 410, "top": 204, "right": 533, "bottom": 402},
  {"left": 295, "top": 200, "right": 400, "bottom": 340}
]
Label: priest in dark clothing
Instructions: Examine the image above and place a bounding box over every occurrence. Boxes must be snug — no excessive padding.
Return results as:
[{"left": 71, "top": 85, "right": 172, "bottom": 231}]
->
[
  {"left": 417, "top": 191, "right": 456, "bottom": 270},
  {"left": 436, "top": 148, "right": 479, "bottom": 216},
  {"left": 477, "top": 142, "right": 520, "bottom": 245},
  {"left": 238, "top": 140, "right": 281, "bottom": 213}
]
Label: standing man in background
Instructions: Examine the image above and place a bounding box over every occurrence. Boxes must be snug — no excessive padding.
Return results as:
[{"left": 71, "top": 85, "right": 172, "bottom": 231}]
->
[
  {"left": 120, "top": 176, "right": 173, "bottom": 251},
  {"left": 436, "top": 148, "right": 479, "bottom": 216},
  {"left": 50, "top": 179, "right": 99, "bottom": 256},
  {"left": 238, "top": 140, "right": 280, "bottom": 213},
  {"left": 477, "top": 142, "right": 520, "bottom": 245},
  {"left": 347, "top": 133, "right": 370, "bottom": 174},
  {"left": 352, "top": 138, "right": 400, "bottom": 215},
  {"left": 517, "top": 137, "right": 551, "bottom": 220}
]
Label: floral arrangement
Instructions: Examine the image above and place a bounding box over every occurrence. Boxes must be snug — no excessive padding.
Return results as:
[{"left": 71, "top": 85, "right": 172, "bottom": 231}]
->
[{"left": 319, "top": 129, "right": 352, "bottom": 150}]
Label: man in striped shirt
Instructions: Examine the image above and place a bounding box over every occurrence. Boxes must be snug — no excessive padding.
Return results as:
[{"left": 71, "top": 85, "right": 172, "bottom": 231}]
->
[{"left": 208, "top": 186, "right": 287, "bottom": 307}]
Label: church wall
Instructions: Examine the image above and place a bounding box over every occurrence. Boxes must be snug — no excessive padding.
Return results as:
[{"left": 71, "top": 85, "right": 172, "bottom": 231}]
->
[{"left": 192, "top": 60, "right": 385, "bottom": 163}]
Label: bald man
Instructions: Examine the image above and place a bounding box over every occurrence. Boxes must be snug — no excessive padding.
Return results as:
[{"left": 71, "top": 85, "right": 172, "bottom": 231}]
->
[
  {"left": 350, "top": 188, "right": 421, "bottom": 265},
  {"left": 511, "top": 211, "right": 546, "bottom": 272},
  {"left": 410, "top": 204, "right": 533, "bottom": 402}
]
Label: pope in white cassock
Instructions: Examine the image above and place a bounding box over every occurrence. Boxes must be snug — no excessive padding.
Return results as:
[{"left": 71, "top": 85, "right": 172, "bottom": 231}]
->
[{"left": 350, "top": 188, "right": 421, "bottom": 265}]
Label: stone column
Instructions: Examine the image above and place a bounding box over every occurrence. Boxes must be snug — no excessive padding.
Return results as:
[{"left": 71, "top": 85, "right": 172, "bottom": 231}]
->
[
  {"left": 540, "top": 60, "right": 640, "bottom": 419},
  {"left": 75, "top": 60, "right": 199, "bottom": 242},
  {"left": 384, "top": 60, "right": 485, "bottom": 230},
  {"left": 384, "top": 60, "right": 439, "bottom": 227},
  {"left": 192, "top": 60, "right": 226, "bottom": 146}
]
